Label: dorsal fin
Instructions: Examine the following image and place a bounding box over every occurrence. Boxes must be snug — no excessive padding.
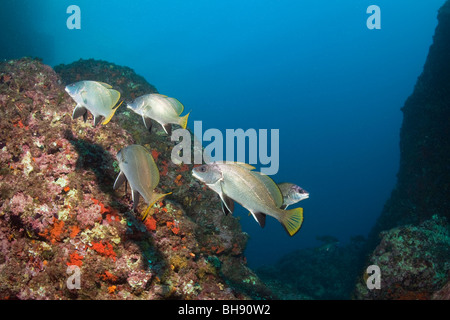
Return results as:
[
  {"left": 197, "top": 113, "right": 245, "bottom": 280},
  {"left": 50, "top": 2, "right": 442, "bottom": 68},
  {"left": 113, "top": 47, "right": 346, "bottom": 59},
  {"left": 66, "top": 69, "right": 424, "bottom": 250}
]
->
[
  {"left": 145, "top": 146, "right": 160, "bottom": 189},
  {"left": 107, "top": 89, "right": 121, "bottom": 108},
  {"left": 97, "top": 81, "right": 113, "bottom": 89},
  {"left": 166, "top": 97, "right": 184, "bottom": 115},
  {"left": 226, "top": 162, "right": 256, "bottom": 170}
]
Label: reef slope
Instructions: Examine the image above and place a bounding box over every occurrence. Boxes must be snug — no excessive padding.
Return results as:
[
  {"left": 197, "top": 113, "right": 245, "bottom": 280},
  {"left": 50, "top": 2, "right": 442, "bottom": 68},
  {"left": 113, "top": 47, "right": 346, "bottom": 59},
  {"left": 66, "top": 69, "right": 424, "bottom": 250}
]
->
[{"left": 0, "top": 58, "right": 272, "bottom": 299}]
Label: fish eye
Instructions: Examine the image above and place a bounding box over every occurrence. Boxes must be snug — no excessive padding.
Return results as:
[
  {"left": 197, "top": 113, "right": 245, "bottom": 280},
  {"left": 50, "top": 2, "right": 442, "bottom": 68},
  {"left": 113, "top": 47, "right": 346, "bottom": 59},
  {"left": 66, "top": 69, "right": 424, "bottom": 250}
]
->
[{"left": 199, "top": 166, "right": 207, "bottom": 173}]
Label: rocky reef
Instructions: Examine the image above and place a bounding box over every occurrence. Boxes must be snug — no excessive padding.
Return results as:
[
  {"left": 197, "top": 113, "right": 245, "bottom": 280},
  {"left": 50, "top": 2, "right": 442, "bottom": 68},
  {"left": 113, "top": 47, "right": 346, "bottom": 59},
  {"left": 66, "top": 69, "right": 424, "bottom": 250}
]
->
[
  {"left": 1, "top": 0, "right": 450, "bottom": 301},
  {"left": 54, "top": 59, "right": 158, "bottom": 102},
  {"left": 256, "top": 0, "right": 450, "bottom": 301},
  {"left": 354, "top": 216, "right": 449, "bottom": 300},
  {"left": 370, "top": 1, "right": 450, "bottom": 236},
  {"left": 0, "top": 58, "right": 272, "bottom": 299},
  {"left": 357, "top": 0, "right": 450, "bottom": 300},
  {"left": 256, "top": 235, "right": 366, "bottom": 300}
]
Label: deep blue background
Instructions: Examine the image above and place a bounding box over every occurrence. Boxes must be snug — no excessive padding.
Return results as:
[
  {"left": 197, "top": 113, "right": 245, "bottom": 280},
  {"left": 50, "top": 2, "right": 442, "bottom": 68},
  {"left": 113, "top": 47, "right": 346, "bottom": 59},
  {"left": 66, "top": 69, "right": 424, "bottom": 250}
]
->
[{"left": 1, "top": 0, "right": 445, "bottom": 267}]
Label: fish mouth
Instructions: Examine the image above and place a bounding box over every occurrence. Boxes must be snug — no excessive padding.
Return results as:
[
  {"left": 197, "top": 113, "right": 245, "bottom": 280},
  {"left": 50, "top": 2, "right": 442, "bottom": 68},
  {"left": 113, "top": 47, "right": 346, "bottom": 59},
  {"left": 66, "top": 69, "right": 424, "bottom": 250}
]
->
[
  {"left": 65, "top": 85, "right": 77, "bottom": 96},
  {"left": 191, "top": 169, "right": 202, "bottom": 181},
  {"left": 294, "top": 194, "right": 309, "bottom": 202}
]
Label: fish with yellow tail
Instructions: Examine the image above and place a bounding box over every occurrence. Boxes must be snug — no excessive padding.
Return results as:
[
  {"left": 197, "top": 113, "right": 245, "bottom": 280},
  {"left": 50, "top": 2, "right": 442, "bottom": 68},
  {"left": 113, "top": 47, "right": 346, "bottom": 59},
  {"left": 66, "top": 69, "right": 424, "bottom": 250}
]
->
[
  {"left": 192, "top": 162, "right": 304, "bottom": 236},
  {"left": 65, "top": 80, "right": 122, "bottom": 126},
  {"left": 113, "top": 144, "right": 171, "bottom": 220},
  {"left": 126, "top": 93, "right": 190, "bottom": 135}
]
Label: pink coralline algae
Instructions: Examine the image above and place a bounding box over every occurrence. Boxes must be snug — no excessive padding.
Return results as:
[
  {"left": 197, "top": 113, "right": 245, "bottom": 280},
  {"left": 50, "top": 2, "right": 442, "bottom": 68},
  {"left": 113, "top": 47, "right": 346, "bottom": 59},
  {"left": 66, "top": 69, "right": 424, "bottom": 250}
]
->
[
  {"left": 75, "top": 196, "right": 104, "bottom": 228},
  {"left": 0, "top": 58, "right": 272, "bottom": 300},
  {"left": 5, "top": 193, "right": 33, "bottom": 217}
]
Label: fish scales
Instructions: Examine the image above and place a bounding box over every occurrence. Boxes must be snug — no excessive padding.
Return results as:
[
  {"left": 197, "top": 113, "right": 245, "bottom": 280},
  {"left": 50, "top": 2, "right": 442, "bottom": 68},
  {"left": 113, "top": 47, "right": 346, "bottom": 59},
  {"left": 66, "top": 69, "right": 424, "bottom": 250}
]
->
[
  {"left": 192, "top": 162, "right": 304, "bottom": 236},
  {"left": 114, "top": 145, "right": 170, "bottom": 220},
  {"left": 221, "top": 165, "right": 278, "bottom": 212}
]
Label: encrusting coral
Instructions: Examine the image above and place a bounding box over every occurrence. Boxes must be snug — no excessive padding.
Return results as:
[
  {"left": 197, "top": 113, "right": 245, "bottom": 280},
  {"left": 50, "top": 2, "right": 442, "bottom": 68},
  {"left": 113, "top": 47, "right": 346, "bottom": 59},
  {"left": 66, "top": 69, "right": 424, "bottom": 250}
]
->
[
  {"left": 354, "top": 216, "right": 450, "bottom": 300},
  {"left": 0, "top": 58, "right": 272, "bottom": 299}
]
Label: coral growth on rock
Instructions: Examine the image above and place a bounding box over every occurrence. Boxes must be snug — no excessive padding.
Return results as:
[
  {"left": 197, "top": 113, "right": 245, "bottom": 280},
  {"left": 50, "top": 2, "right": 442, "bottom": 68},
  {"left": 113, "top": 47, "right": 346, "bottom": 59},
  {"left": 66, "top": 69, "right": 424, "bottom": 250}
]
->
[
  {"left": 370, "top": 0, "right": 450, "bottom": 237},
  {"left": 0, "top": 58, "right": 272, "bottom": 299},
  {"left": 354, "top": 216, "right": 450, "bottom": 300},
  {"left": 358, "top": 0, "right": 450, "bottom": 300},
  {"left": 54, "top": 59, "right": 158, "bottom": 102}
]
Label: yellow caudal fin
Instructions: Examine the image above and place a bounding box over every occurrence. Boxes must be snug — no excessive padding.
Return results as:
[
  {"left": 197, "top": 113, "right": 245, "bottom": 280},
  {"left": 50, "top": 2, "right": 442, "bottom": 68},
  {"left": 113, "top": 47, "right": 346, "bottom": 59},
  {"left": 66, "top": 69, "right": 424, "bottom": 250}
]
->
[
  {"left": 178, "top": 112, "right": 190, "bottom": 129},
  {"left": 141, "top": 192, "right": 172, "bottom": 221},
  {"left": 102, "top": 100, "right": 123, "bottom": 125},
  {"left": 279, "top": 207, "right": 303, "bottom": 236}
]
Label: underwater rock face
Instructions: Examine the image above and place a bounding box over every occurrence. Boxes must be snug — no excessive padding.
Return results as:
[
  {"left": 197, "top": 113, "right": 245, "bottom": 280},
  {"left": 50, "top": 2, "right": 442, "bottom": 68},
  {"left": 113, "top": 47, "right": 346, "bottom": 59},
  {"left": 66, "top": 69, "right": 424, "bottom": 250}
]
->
[
  {"left": 371, "top": 0, "right": 450, "bottom": 236},
  {"left": 354, "top": 216, "right": 450, "bottom": 300},
  {"left": 54, "top": 59, "right": 159, "bottom": 102},
  {"left": 360, "top": 0, "right": 450, "bottom": 300},
  {"left": 0, "top": 58, "right": 272, "bottom": 299}
]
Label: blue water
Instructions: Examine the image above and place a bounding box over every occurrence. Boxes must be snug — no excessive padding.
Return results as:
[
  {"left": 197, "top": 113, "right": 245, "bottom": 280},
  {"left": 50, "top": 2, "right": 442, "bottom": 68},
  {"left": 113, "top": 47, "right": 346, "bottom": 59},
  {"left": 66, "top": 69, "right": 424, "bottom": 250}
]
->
[{"left": 1, "top": 0, "right": 445, "bottom": 267}]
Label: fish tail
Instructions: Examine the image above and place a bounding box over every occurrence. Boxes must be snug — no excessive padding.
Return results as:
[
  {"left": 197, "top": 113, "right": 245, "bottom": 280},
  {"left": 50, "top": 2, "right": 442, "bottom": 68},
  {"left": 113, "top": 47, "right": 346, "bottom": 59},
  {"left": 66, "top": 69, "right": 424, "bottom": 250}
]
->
[
  {"left": 102, "top": 100, "right": 123, "bottom": 125},
  {"left": 279, "top": 207, "right": 303, "bottom": 236},
  {"left": 178, "top": 112, "right": 190, "bottom": 129},
  {"left": 141, "top": 191, "right": 173, "bottom": 221}
]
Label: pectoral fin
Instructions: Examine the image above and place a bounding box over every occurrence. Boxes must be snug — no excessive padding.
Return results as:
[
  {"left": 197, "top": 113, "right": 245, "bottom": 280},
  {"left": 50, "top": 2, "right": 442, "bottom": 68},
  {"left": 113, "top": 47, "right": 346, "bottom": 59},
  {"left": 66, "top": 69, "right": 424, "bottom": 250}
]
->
[
  {"left": 113, "top": 171, "right": 126, "bottom": 190},
  {"left": 81, "top": 90, "right": 88, "bottom": 104},
  {"left": 250, "top": 211, "right": 266, "bottom": 228},
  {"left": 207, "top": 180, "right": 234, "bottom": 215}
]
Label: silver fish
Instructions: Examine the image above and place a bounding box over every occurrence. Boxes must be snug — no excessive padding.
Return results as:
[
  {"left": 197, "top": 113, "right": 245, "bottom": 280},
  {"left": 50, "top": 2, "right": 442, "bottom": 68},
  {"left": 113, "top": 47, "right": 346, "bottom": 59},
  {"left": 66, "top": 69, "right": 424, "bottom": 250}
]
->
[
  {"left": 192, "top": 162, "right": 304, "bottom": 236},
  {"left": 277, "top": 182, "right": 309, "bottom": 209},
  {"left": 127, "top": 93, "right": 190, "bottom": 135},
  {"left": 65, "top": 80, "right": 122, "bottom": 126},
  {"left": 114, "top": 144, "right": 171, "bottom": 220}
]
